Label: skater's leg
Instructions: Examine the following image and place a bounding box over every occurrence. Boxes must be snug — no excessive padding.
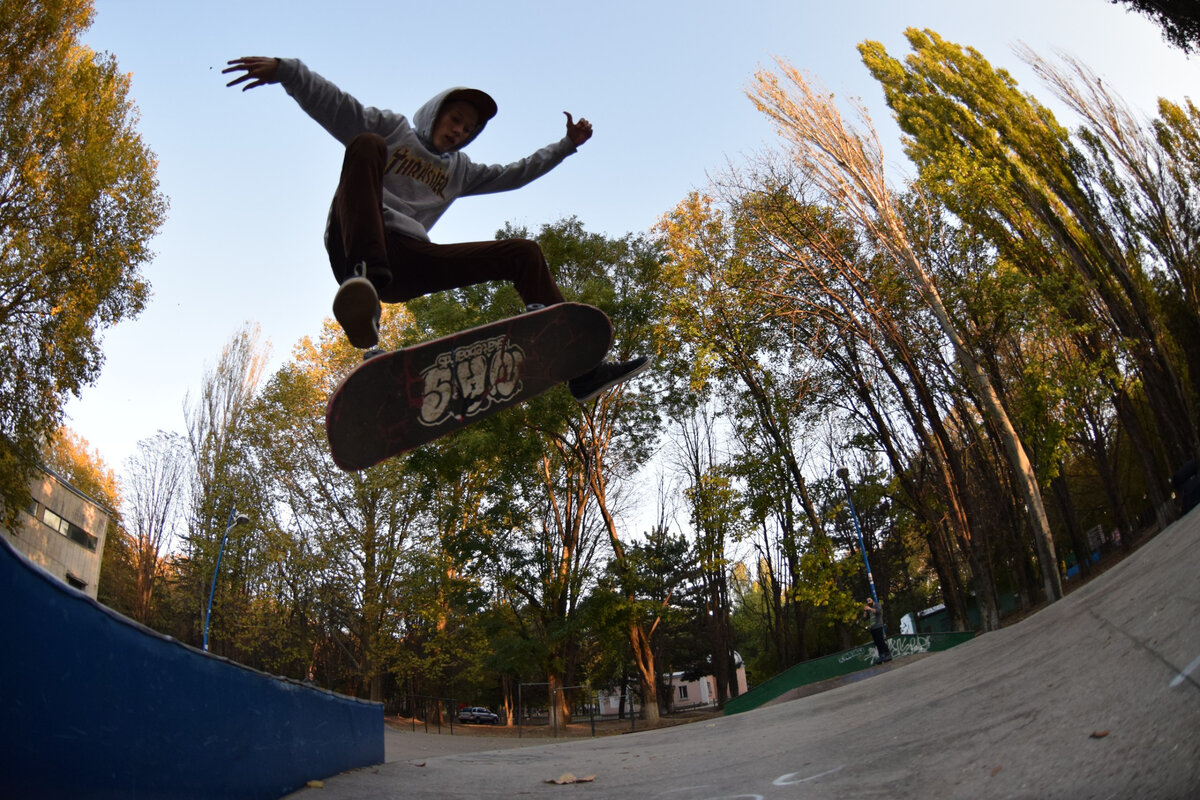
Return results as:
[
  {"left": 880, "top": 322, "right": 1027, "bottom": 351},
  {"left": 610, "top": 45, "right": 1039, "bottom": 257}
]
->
[
  {"left": 373, "top": 234, "right": 653, "bottom": 401},
  {"left": 326, "top": 133, "right": 392, "bottom": 348},
  {"left": 378, "top": 236, "right": 564, "bottom": 307},
  {"left": 327, "top": 133, "right": 392, "bottom": 286},
  {"left": 870, "top": 626, "right": 892, "bottom": 662}
]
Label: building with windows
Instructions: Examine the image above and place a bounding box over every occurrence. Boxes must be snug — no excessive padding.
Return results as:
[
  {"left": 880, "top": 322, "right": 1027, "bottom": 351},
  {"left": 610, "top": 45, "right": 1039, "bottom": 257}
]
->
[
  {"left": 596, "top": 653, "right": 749, "bottom": 716},
  {"left": 3, "top": 465, "right": 111, "bottom": 598},
  {"left": 665, "top": 654, "right": 749, "bottom": 711}
]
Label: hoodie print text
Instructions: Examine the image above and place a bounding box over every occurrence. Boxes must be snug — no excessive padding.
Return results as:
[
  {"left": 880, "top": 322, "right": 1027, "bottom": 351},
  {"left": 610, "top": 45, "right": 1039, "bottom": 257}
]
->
[{"left": 384, "top": 146, "right": 450, "bottom": 197}]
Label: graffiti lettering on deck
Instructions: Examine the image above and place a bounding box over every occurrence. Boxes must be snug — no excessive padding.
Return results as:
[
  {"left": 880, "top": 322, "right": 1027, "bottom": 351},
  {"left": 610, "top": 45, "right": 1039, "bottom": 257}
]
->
[{"left": 419, "top": 335, "right": 525, "bottom": 426}]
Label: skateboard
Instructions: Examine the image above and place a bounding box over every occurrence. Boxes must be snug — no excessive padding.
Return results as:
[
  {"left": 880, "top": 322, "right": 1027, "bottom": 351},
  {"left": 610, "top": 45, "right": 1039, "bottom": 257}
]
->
[{"left": 326, "top": 302, "right": 612, "bottom": 471}]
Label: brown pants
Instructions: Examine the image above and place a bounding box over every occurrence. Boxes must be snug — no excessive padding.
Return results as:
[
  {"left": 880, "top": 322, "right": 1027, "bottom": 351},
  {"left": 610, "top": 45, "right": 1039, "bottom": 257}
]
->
[{"left": 325, "top": 133, "right": 565, "bottom": 307}]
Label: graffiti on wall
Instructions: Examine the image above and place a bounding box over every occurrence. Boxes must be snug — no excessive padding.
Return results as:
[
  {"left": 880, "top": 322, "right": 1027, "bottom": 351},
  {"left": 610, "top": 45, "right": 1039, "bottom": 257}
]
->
[{"left": 838, "top": 635, "right": 933, "bottom": 665}]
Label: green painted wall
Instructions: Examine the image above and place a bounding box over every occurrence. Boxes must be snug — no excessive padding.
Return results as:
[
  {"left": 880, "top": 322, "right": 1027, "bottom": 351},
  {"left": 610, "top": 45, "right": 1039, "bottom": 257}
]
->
[{"left": 723, "top": 632, "right": 975, "bottom": 716}]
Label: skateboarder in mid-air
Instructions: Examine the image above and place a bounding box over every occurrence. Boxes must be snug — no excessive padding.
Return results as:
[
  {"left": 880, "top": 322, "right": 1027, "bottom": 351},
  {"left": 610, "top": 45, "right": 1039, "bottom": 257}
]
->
[{"left": 223, "top": 56, "right": 649, "bottom": 403}]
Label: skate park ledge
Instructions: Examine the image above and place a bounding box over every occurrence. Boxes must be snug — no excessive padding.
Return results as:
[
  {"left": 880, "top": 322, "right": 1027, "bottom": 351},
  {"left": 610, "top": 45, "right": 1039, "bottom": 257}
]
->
[{"left": 0, "top": 534, "right": 383, "bottom": 799}]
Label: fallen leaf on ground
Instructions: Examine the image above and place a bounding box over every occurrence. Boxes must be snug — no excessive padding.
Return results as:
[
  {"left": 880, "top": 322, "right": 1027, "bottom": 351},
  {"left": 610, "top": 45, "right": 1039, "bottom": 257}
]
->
[
  {"left": 1090, "top": 730, "right": 1110, "bottom": 739},
  {"left": 305, "top": 780, "right": 324, "bottom": 788},
  {"left": 547, "top": 773, "right": 597, "bottom": 785}
]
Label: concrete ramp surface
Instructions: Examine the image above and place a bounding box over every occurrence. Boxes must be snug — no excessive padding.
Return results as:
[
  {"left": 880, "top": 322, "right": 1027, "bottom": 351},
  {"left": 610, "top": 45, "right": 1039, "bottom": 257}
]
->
[{"left": 289, "top": 511, "right": 1200, "bottom": 799}]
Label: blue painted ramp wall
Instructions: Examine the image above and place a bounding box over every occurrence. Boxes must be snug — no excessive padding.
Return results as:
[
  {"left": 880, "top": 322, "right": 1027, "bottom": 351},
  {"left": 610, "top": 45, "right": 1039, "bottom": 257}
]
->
[{"left": 0, "top": 535, "right": 383, "bottom": 799}]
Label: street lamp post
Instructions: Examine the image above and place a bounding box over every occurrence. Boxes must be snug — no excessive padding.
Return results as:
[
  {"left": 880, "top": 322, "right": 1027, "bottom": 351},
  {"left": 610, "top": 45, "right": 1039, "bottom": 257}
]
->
[
  {"left": 837, "top": 467, "right": 878, "bottom": 606},
  {"left": 203, "top": 507, "right": 250, "bottom": 652}
]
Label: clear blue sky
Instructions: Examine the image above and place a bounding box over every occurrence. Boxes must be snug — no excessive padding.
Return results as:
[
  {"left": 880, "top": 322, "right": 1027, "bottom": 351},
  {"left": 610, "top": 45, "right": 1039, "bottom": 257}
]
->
[{"left": 66, "top": 0, "right": 1199, "bottom": 489}]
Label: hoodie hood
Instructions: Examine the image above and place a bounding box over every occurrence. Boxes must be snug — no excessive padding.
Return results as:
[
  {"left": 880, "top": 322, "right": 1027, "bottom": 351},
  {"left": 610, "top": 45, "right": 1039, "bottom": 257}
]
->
[{"left": 414, "top": 86, "right": 497, "bottom": 153}]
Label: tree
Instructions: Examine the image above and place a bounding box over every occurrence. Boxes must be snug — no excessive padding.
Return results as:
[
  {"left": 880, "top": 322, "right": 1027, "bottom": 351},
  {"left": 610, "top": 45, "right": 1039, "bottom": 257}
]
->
[
  {"left": 0, "top": 0, "right": 166, "bottom": 520},
  {"left": 567, "top": 258, "right": 664, "bottom": 719},
  {"left": 859, "top": 30, "right": 1197, "bottom": 515},
  {"left": 1020, "top": 49, "right": 1200, "bottom": 343},
  {"left": 1109, "top": 1, "right": 1200, "bottom": 54},
  {"left": 180, "top": 324, "right": 269, "bottom": 648},
  {"left": 489, "top": 412, "right": 607, "bottom": 726},
  {"left": 749, "top": 56, "right": 1064, "bottom": 602},
  {"left": 123, "top": 431, "right": 189, "bottom": 624},
  {"left": 656, "top": 190, "right": 854, "bottom": 649},
  {"left": 600, "top": 524, "right": 695, "bottom": 713},
  {"left": 469, "top": 218, "right": 664, "bottom": 724},
  {"left": 247, "top": 313, "right": 424, "bottom": 696},
  {"left": 672, "top": 406, "right": 742, "bottom": 704}
]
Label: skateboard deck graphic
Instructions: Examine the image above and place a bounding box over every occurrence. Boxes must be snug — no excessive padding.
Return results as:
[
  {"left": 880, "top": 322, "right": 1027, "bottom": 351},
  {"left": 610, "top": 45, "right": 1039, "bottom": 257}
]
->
[{"left": 326, "top": 303, "right": 612, "bottom": 471}]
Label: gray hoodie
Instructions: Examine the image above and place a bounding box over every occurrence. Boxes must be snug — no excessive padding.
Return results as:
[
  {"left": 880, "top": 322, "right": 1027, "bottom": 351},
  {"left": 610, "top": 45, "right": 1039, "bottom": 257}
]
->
[{"left": 277, "top": 58, "right": 578, "bottom": 242}]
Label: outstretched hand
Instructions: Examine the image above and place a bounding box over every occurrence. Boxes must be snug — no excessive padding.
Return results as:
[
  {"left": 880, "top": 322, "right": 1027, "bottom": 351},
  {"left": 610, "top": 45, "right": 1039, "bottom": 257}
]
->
[
  {"left": 223, "top": 57, "right": 280, "bottom": 90},
  {"left": 564, "top": 112, "right": 593, "bottom": 146}
]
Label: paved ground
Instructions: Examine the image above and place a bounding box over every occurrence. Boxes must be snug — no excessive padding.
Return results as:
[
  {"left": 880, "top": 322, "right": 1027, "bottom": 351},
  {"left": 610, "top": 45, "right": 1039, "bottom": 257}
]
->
[
  {"left": 286, "top": 509, "right": 1200, "bottom": 799},
  {"left": 381, "top": 724, "right": 559, "bottom": 762}
]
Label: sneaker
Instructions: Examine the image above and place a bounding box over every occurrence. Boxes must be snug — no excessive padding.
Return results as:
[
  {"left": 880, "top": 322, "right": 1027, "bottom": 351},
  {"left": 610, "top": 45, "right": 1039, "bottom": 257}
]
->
[
  {"left": 569, "top": 356, "right": 652, "bottom": 403},
  {"left": 333, "top": 276, "right": 381, "bottom": 349}
]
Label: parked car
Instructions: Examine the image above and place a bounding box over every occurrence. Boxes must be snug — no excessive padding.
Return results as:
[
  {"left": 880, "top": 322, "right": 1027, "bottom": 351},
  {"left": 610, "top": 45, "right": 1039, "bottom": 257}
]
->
[{"left": 457, "top": 706, "right": 500, "bottom": 725}]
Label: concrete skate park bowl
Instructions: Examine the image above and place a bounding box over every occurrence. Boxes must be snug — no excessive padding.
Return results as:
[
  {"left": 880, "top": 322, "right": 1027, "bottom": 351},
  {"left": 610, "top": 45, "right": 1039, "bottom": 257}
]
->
[{"left": 0, "top": 535, "right": 383, "bottom": 799}]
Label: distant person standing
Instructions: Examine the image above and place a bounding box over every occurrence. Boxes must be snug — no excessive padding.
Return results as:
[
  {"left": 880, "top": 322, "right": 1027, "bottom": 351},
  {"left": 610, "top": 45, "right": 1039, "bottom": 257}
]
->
[{"left": 862, "top": 597, "right": 892, "bottom": 664}]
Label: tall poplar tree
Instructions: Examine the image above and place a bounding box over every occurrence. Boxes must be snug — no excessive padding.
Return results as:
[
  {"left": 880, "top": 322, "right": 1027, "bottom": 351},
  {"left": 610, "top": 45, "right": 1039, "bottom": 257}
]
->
[
  {"left": 859, "top": 29, "right": 1197, "bottom": 492},
  {"left": 749, "top": 57, "right": 1064, "bottom": 602}
]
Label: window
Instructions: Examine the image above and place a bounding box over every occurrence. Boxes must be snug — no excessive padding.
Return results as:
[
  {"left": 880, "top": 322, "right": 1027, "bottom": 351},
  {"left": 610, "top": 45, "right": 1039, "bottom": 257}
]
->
[
  {"left": 678, "top": 685, "right": 689, "bottom": 700},
  {"left": 43, "top": 508, "right": 64, "bottom": 531},
  {"left": 65, "top": 573, "right": 87, "bottom": 591},
  {"left": 42, "top": 509, "right": 98, "bottom": 552}
]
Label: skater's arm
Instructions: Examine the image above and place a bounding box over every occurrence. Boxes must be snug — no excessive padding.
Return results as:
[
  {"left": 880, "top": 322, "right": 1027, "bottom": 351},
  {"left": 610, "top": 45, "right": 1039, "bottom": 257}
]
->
[
  {"left": 224, "top": 56, "right": 400, "bottom": 144},
  {"left": 223, "top": 57, "right": 280, "bottom": 90},
  {"left": 564, "top": 112, "right": 593, "bottom": 147},
  {"left": 461, "top": 111, "right": 593, "bottom": 195}
]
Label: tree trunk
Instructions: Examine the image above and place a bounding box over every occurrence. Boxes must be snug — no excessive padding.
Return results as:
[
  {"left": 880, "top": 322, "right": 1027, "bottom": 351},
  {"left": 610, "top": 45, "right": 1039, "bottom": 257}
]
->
[
  {"left": 927, "top": 523, "right": 970, "bottom": 631},
  {"left": 1111, "top": 385, "right": 1171, "bottom": 538},
  {"left": 966, "top": 529, "right": 1001, "bottom": 631},
  {"left": 501, "top": 675, "right": 514, "bottom": 726},
  {"left": 706, "top": 574, "right": 733, "bottom": 706},
  {"left": 587, "top": 460, "right": 661, "bottom": 727},
  {"left": 629, "top": 623, "right": 660, "bottom": 726},
  {"left": 548, "top": 673, "right": 571, "bottom": 730},
  {"left": 1001, "top": 500, "right": 1037, "bottom": 610},
  {"left": 840, "top": 346, "right": 971, "bottom": 629},
  {"left": 1052, "top": 470, "right": 1091, "bottom": 581},
  {"left": 908, "top": 257, "right": 1062, "bottom": 601}
]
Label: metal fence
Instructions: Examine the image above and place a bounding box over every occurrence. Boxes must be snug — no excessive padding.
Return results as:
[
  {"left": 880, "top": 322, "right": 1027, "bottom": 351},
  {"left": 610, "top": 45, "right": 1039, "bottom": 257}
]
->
[{"left": 383, "top": 687, "right": 680, "bottom": 737}]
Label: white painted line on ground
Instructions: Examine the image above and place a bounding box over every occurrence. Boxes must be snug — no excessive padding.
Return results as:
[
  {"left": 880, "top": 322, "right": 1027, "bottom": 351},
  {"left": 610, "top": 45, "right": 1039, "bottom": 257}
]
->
[
  {"left": 773, "top": 765, "right": 846, "bottom": 785},
  {"left": 652, "top": 788, "right": 711, "bottom": 797},
  {"left": 1169, "top": 652, "right": 1200, "bottom": 688}
]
